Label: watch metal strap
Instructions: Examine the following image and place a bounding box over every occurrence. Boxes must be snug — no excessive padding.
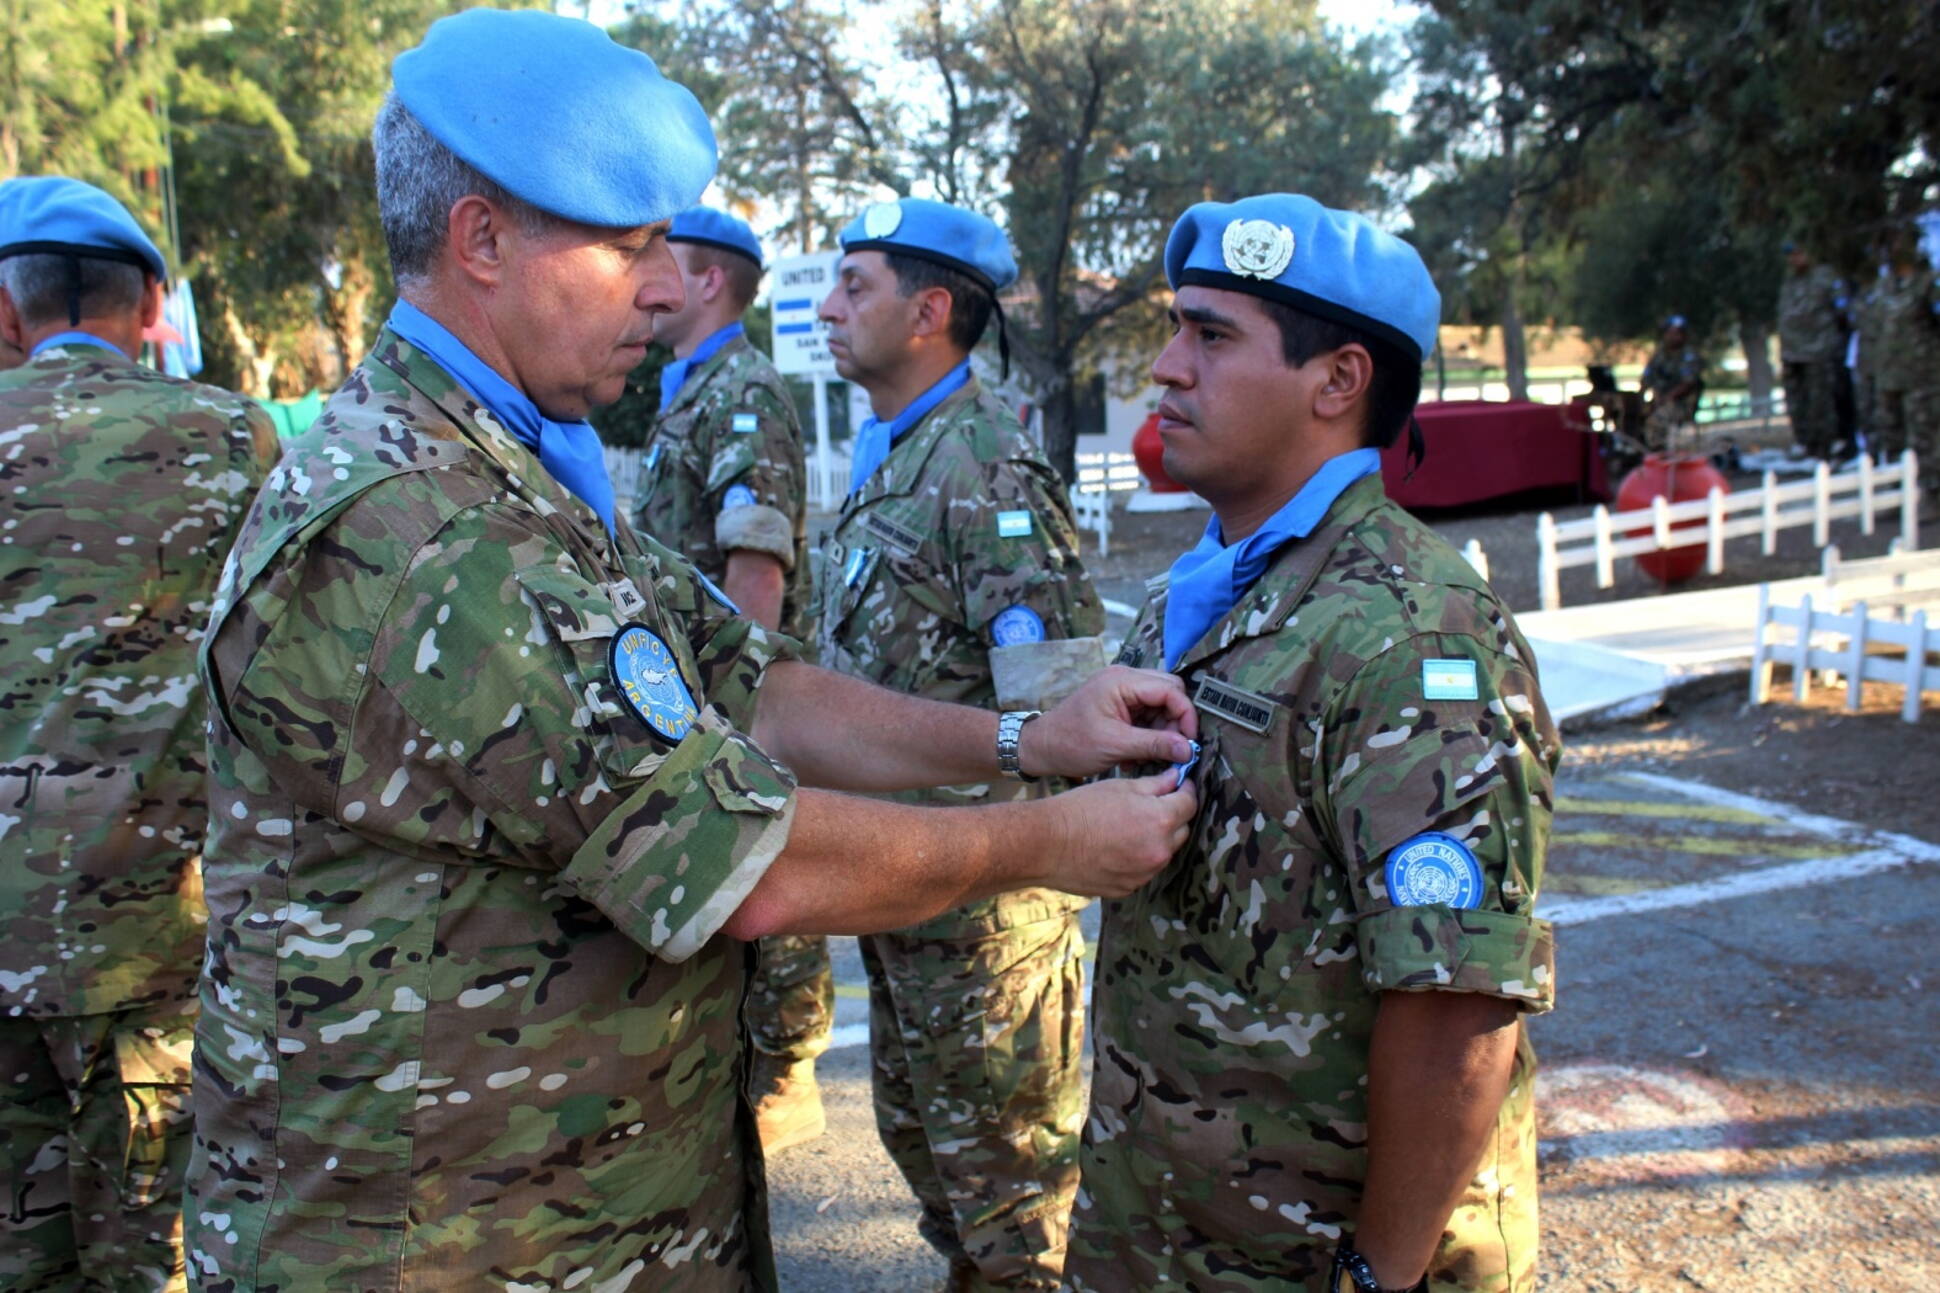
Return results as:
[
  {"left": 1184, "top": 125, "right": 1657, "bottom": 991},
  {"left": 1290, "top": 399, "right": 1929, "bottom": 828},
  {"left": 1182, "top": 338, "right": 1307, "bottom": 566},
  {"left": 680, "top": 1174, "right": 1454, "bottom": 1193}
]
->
[{"left": 996, "top": 709, "right": 1041, "bottom": 781}]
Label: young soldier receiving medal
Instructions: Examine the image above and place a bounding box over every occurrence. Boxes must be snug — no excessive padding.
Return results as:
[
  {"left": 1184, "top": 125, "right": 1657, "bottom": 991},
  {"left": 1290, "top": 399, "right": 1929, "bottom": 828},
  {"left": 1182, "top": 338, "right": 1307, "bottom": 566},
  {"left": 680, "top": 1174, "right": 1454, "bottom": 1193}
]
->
[{"left": 1066, "top": 194, "right": 1562, "bottom": 1293}]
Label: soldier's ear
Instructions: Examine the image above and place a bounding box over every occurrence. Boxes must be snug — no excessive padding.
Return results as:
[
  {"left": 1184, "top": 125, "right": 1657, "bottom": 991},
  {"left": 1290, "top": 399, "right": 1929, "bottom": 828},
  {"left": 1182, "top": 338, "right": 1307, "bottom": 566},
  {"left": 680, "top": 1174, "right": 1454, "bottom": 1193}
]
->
[
  {"left": 446, "top": 194, "right": 510, "bottom": 289},
  {"left": 0, "top": 287, "right": 24, "bottom": 350},
  {"left": 140, "top": 275, "right": 164, "bottom": 330}
]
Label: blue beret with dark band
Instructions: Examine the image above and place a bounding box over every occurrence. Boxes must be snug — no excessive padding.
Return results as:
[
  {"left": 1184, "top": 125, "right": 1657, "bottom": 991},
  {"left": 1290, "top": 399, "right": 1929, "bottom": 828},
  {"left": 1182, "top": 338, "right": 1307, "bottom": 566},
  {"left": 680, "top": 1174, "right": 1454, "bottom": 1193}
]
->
[
  {"left": 839, "top": 198, "right": 1017, "bottom": 292},
  {"left": 0, "top": 176, "right": 167, "bottom": 280},
  {"left": 669, "top": 206, "right": 763, "bottom": 268}
]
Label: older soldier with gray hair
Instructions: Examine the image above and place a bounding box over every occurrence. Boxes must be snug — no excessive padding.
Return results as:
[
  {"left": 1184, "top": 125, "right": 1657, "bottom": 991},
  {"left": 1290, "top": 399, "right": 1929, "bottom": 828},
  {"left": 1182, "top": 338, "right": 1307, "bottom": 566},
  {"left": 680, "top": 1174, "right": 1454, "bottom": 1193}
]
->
[
  {"left": 0, "top": 176, "right": 278, "bottom": 1291},
  {"left": 183, "top": 11, "right": 1198, "bottom": 1291}
]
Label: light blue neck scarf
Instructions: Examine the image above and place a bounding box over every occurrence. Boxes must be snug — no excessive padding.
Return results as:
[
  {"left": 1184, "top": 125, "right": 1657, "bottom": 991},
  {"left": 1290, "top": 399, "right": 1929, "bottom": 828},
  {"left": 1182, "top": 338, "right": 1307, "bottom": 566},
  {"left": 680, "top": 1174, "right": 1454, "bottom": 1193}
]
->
[
  {"left": 386, "top": 300, "right": 616, "bottom": 534},
  {"left": 847, "top": 360, "right": 973, "bottom": 496},
  {"left": 31, "top": 331, "right": 124, "bottom": 358},
  {"left": 658, "top": 321, "right": 744, "bottom": 412},
  {"left": 1162, "top": 448, "right": 1382, "bottom": 669}
]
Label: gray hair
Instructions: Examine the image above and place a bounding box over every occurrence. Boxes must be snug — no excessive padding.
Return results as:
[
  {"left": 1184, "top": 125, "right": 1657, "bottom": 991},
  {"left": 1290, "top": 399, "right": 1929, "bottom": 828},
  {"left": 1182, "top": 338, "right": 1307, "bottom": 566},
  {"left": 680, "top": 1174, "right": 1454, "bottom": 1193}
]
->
[
  {"left": 372, "top": 94, "right": 557, "bottom": 288},
  {"left": 0, "top": 253, "right": 146, "bottom": 328}
]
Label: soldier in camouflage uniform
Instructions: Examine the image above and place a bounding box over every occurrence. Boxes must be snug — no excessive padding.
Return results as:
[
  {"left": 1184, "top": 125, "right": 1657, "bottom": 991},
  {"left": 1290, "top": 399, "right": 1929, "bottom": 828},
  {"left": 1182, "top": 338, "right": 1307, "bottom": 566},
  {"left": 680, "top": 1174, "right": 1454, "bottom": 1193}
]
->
[
  {"left": 1777, "top": 243, "right": 1849, "bottom": 459},
  {"left": 183, "top": 13, "right": 1198, "bottom": 1291},
  {"left": 814, "top": 198, "right": 1108, "bottom": 1291},
  {"left": 0, "top": 177, "right": 278, "bottom": 1291},
  {"left": 1637, "top": 314, "right": 1703, "bottom": 450},
  {"left": 629, "top": 206, "right": 831, "bottom": 1153},
  {"left": 1067, "top": 195, "right": 1560, "bottom": 1293}
]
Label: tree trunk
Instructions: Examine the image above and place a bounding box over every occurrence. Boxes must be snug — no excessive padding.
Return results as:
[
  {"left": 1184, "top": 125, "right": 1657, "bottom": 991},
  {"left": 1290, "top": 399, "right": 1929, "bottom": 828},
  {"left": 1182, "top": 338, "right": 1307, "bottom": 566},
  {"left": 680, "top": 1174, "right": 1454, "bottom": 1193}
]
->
[
  {"left": 1039, "top": 375, "right": 1078, "bottom": 485},
  {"left": 1739, "top": 317, "right": 1775, "bottom": 413},
  {"left": 221, "top": 301, "right": 279, "bottom": 398},
  {"left": 319, "top": 255, "right": 374, "bottom": 390},
  {"left": 1500, "top": 277, "right": 1529, "bottom": 402}
]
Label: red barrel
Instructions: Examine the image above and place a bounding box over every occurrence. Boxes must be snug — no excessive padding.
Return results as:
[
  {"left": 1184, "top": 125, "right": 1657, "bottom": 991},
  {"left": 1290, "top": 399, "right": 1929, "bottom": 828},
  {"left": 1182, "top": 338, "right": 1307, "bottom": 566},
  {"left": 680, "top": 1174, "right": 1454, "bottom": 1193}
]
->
[
  {"left": 1616, "top": 453, "right": 1729, "bottom": 585},
  {"left": 1131, "top": 411, "right": 1186, "bottom": 493}
]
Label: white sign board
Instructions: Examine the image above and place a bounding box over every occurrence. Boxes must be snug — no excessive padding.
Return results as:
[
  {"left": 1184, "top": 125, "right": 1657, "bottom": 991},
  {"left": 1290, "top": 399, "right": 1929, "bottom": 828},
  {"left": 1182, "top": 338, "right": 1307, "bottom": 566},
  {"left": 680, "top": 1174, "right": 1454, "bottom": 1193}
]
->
[{"left": 769, "top": 251, "right": 842, "bottom": 377}]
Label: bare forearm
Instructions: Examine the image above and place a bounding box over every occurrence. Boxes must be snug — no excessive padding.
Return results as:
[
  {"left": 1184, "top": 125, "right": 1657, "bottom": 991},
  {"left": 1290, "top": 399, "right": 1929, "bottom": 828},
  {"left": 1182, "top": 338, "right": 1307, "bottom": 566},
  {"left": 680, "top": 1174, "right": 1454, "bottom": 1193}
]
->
[
  {"left": 724, "top": 788, "right": 1054, "bottom": 937},
  {"left": 750, "top": 660, "right": 1000, "bottom": 790},
  {"left": 722, "top": 549, "right": 785, "bottom": 632},
  {"left": 1356, "top": 991, "right": 1521, "bottom": 1287}
]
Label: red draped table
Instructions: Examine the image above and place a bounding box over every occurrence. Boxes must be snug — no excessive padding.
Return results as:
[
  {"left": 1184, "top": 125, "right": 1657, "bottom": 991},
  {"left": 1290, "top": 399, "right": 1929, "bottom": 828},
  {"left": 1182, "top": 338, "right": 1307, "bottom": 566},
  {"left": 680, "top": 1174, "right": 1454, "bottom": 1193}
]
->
[{"left": 1379, "top": 399, "right": 1611, "bottom": 509}]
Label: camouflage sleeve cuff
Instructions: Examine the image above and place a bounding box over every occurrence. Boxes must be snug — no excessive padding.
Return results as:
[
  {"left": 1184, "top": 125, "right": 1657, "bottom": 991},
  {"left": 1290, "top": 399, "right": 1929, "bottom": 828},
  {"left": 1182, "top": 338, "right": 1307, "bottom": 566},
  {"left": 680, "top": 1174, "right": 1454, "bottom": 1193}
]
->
[
  {"left": 1357, "top": 905, "right": 1555, "bottom": 1014},
  {"left": 563, "top": 708, "right": 797, "bottom": 963},
  {"left": 988, "top": 636, "right": 1107, "bottom": 709},
  {"left": 715, "top": 502, "right": 796, "bottom": 568}
]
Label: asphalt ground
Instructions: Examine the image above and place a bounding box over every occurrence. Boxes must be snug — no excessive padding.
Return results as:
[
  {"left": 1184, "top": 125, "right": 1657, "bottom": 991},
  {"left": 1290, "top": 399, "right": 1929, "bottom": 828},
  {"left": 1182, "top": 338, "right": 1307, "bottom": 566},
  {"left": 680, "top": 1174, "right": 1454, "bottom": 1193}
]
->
[{"left": 765, "top": 770, "right": 1940, "bottom": 1291}]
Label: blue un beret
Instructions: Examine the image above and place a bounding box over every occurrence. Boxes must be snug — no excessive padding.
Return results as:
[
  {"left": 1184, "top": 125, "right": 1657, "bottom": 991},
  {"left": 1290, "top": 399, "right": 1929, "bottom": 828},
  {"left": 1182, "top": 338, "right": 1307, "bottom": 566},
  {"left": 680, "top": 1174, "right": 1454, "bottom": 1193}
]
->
[
  {"left": 839, "top": 198, "right": 1017, "bottom": 293},
  {"left": 669, "top": 205, "right": 763, "bottom": 269},
  {"left": 1164, "top": 194, "right": 1440, "bottom": 361},
  {"left": 392, "top": 9, "right": 716, "bottom": 229},
  {"left": 0, "top": 176, "right": 167, "bottom": 280}
]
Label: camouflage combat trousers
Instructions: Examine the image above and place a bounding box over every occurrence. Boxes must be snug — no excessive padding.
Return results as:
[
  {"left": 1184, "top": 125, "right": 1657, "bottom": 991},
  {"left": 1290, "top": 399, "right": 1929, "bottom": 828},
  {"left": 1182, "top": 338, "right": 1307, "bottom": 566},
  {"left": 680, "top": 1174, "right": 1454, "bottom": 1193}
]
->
[
  {"left": 746, "top": 933, "right": 835, "bottom": 1071},
  {"left": 1783, "top": 359, "right": 1840, "bottom": 457},
  {"left": 1907, "top": 386, "right": 1940, "bottom": 494},
  {"left": 859, "top": 910, "right": 1086, "bottom": 1291},
  {"left": 0, "top": 1003, "right": 196, "bottom": 1292},
  {"left": 1872, "top": 388, "right": 1909, "bottom": 461}
]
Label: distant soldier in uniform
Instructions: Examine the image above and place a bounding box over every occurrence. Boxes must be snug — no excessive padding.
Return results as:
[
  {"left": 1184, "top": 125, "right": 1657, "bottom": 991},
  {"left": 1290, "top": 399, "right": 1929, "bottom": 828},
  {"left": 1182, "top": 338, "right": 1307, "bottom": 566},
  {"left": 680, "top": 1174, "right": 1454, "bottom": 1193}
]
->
[
  {"left": 1637, "top": 313, "right": 1703, "bottom": 450},
  {"left": 182, "top": 12, "right": 1197, "bottom": 1291},
  {"left": 1869, "top": 243, "right": 1921, "bottom": 463},
  {"left": 1897, "top": 249, "right": 1940, "bottom": 498},
  {"left": 1067, "top": 194, "right": 1562, "bottom": 1293},
  {"left": 814, "top": 198, "right": 1108, "bottom": 1291},
  {"left": 631, "top": 205, "right": 831, "bottom": 1153},
  {"left": 1851, "top": 256, "right": 1892, "bottom": 447},
  {"left": 1777, "top": 242, "right": 1848, "bottom": 459},
  {"left": 0, "top": 177, "right": 278, "bottom": 1291}
]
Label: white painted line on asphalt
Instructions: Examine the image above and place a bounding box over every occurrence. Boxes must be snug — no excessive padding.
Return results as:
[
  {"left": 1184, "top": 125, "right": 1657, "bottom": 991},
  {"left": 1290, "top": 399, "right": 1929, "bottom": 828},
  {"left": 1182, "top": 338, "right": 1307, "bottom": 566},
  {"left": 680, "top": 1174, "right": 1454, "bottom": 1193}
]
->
[
  {"left": 825, "top": 1023, "right": 870, "bottom": 1051},
  {"left": 1621, "top": 770, "right": 1940, "bottom": 863},
  {"left": 1541, "top": 847, "right": 1916, "bottom": 926}
]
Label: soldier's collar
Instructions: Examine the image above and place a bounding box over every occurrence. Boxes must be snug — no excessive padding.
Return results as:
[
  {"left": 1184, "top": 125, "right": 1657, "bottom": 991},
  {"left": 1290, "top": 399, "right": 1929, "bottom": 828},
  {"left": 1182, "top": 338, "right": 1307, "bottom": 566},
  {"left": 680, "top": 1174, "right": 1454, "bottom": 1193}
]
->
[
  {"left": 662, "top": 329, "right": 748, "bottom": 417},
  {"left": 840, "top": 375, "right": 983, "bottom": 512}
]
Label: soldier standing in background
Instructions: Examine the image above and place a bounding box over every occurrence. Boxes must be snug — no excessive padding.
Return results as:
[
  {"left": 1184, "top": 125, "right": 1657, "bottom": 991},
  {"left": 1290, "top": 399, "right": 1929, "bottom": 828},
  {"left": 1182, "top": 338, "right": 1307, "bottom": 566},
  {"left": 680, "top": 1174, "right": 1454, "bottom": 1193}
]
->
[
  {"left": 1898, "top": 247, "right": 1940, "bottom": 499},
  {"left": 1068, "top": 194, "right": 1561, "bottom": 1292},
  {"left": 1851, "top": 255, "right": 1892, "bottom": 451},
  {"left": 0, "top": 176, "right": 279, "bottom": 1291},
  {"left": 631, "top": 205, "right": 831, "bottom": 1153},
  {"left": 1777, "top": 241, "right": 1848, "bottom": 460},
  {"left": 815, "top": 197, "right": 1109, "bottom": 1291},
  {"left": 1638, "top": 313, "right": 1703, "bottom": 450}
]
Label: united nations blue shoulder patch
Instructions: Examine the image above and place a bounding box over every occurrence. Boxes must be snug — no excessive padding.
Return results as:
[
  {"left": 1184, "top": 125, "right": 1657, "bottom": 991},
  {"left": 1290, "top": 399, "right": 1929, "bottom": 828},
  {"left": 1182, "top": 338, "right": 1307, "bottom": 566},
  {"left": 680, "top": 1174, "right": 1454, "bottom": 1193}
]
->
[
  {"left": 990, "top": 605, "right": 1046, "bottom": 646},
  {"left": 722, "top": 482, "right": 756, "bottom": 510},
  {"left": 609, "top": 623, "right": 699, "bottom": 742},
  {"left": 1383, "top": 832, "right": 1484, "bottom": 909}
]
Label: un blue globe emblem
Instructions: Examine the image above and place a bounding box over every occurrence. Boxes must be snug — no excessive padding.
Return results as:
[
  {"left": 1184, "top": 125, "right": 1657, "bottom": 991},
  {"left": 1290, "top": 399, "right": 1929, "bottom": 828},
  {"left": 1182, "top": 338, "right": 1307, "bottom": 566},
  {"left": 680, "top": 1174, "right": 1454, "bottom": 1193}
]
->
[
  {"left": 609, "top": 624, "right": 698, "bottom": 742},
  {"left": 1383, "top": 832, "right": 1483, "bottom": 910}
]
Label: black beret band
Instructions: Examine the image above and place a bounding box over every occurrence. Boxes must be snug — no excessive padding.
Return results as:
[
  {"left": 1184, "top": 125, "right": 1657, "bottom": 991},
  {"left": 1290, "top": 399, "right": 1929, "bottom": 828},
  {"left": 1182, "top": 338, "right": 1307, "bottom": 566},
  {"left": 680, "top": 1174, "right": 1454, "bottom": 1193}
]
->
[
  {"left": 665, "top": 233, "right": 763, "bottom": 270},
  {"left": 845, "top": 239, "right": 999, "bottom": 295},
  {"left": 0, "top": 239, "right": 156, "bottom": 272},
  {"left": 1175, "top": 266, "right": 1423, "bottom": 362}
]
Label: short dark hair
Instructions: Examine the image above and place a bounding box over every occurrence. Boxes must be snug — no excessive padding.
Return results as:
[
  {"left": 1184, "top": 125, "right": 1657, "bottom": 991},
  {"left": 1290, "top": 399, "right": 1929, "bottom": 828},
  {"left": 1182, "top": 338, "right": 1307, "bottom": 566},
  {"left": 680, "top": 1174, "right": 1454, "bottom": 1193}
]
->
[
  {"left": 0, "top": 253, "right": 148, "bottom": 328},
  {"left": 884, "top": 252, "right": 994, "bottom": 353},
  {"left": 1258, "top": 298, "right": 1421, "bottom": 450},
  {"left": 680, "top": 242, "right": 762, "bottom": 312}
]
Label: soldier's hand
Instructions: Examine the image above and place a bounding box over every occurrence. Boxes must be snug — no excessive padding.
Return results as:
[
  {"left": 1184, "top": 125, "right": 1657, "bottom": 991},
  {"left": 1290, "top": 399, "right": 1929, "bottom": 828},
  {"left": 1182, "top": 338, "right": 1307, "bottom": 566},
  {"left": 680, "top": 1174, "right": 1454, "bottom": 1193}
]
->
[
  {"left": 1022, "top": 665, "right": 1197, "bottom": 778},
  {"left": 1043, "top": 770, "right": 1198, "bottom": 898}
]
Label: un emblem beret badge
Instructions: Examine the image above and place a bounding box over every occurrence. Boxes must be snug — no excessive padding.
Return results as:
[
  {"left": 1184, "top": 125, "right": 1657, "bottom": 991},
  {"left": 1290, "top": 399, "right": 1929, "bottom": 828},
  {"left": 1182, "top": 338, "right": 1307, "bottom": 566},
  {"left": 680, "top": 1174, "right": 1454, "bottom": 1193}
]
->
[
  {"left": 1221, "top": 218, "right": 1295, "bottom": 280},
  {"left": 863, "top": 201, "right": 904, "bottom": 238},
  {"left": 609, "top": 623, "right": 698, "bottom": 742}
]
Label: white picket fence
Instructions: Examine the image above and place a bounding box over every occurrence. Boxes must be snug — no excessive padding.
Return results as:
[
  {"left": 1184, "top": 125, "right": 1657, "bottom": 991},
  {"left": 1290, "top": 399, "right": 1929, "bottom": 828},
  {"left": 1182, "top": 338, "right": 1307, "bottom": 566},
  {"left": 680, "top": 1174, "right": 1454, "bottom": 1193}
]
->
[
  {"left": 1536, "top": 451, "right": 1923, "bottom": 611},
  {"left": 605, "top": 446, "right": 644, "bottom": 512},
  {"left": 1076, "top": 451, "right": 1142, "bottom": 493},
  {"left": 1752, "top": 587, "right": 1940, "bottom": 723}
]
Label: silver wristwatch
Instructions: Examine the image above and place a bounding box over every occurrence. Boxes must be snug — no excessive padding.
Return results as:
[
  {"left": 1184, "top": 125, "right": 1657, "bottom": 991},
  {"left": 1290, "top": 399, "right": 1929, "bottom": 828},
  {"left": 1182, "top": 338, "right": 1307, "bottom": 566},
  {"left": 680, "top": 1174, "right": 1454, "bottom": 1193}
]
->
[{"left": 996, "top": 709, "right": 1041, "bottom": 781}]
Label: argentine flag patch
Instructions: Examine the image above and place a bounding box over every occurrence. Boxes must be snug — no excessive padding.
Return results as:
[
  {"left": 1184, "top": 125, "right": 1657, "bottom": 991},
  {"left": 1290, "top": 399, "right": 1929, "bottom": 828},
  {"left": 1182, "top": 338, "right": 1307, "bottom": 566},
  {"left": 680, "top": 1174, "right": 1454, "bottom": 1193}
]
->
[
  {"left": 1384, "top": 833, "right": 1483, "bottom": 909},
  {"left": 732, "top": 412, "right": 759, "bottom": 433},
  {"left": 1422, "top": 658, "right": 1478, "bottom": 701},
  {"left": 996, "top": 510, "right": 1033, "bottom": 538}
]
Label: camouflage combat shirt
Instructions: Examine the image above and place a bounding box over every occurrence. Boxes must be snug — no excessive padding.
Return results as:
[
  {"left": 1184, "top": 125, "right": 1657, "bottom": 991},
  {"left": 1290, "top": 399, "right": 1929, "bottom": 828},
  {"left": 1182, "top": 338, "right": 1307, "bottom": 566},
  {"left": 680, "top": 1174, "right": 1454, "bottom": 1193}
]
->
[
  {"left": 1068, "top": 475, "right": 1561, "bottom": 1292},
  {"left": 631, "top": 333, "right": 812, "bottom": 641},
  {"left": 1778, "top": 263, "right": 1847, "bottom": 363},
  {"left": 813, "top": 376, "right": 1104, "bottom": 937},
  {"left": 1874, "top": 272, "right": 1940, "bottom": 394},
  {"left": 186, "top": 328, "right": 800, "bottom": 1292},
  {"left": 0, "top": 341, "right": 276, "bottom": 1018}
]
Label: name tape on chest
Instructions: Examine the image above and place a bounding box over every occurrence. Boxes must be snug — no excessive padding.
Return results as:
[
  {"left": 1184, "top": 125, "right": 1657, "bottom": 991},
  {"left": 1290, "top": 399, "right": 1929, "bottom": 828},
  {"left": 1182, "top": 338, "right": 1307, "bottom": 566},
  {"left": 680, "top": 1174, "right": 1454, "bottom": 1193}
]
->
[
  {"left": 1192, "top": 675, "right": 1278, "bottom": 733},
  {"left": 1423, "top": 658, "right": 1480, "bottom": 701},
  {"left": 731, "top": 412, "right": 759, "bottom": 433},
  {"left": 860, "top": 510, "right": 923, "bottom": 556},
  {"left": 996, "top": 509, "right": 1033, "bottom": 539}
]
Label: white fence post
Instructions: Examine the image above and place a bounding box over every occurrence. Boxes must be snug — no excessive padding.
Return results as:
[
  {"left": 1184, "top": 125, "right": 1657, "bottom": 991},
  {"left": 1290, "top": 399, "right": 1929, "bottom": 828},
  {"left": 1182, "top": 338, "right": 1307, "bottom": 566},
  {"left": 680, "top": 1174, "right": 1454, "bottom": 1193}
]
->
[
  {"left": 1651, "top": 495, "right": 1672, "bottom": 552},
  {"left": 1858, "top": 453, "right": 1875, "bottom": 535},
  {"left": 1793, "top": 593, "right": 1814, "bottom": 703},
  {"left": 1845, "top": 600, "right": 1869, "bottom": 713},
  {"left": 1813, "top": 461, "right": 1832, "bottom": 547},
  {"left": 1593, "top": 505, "right": 1614, "bottom": 589},
  {"left": 1750, "top": 583, "right": 1773, "bottom": 705},
  {"left": 1761, "top": 470, "right": 1779, "bottom": 554},
  {"left": 1905, "top": 450, "right": 1921, "bottom": 550},
  {"left": 1908, "top": 610, "right": 1929, "bottom": 723},
  {"left": 1706, "top": 487, "right": 1726, "bottom": 575},
  {"left": 1462, "top": 538, "right": 1490, "bottom": 583},
  {"left": 1538, "top": 513, "right": 1560, "bottom": 611}
]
